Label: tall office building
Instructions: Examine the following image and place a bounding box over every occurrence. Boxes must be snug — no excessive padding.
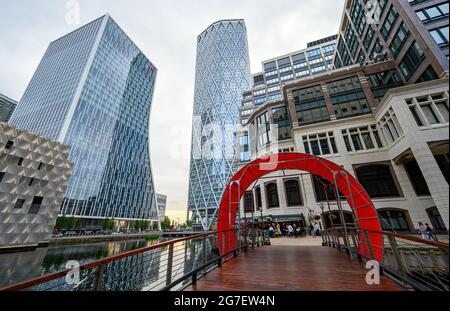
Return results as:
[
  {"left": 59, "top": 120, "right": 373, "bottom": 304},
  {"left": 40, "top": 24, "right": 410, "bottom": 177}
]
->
[
  {"left": 237, "top": 36, "right": 338, "bottom": 163},
  {"left": 10, "top": 15, "right": 159, "bottom": 228},
  {"left": 187, "top": 20, "right": 252, "bottom": 231},
  {"left": 235, "top": 0, "right": 449, "bottom": 232},
  {"left": 0, "top": 93, "right": 17, "bottom": 122},
  {"left": 333, "top": 0, "right": 448, "bottom": 81},
  {"left": 408, "top": 0, "right": 449, "bottom": 59},
  {"left": 156, "top": 193, "right": 167, "bottom": 222}
]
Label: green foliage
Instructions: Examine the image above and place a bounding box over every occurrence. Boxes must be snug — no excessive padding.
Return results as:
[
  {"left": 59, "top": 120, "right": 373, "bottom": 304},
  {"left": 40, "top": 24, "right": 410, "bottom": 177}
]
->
[
  {"left": 180, "top": 220, "right": 193, "bottom": 229},
  {"left": 101, "top": 218, "right": 115, "bottom": 230},
  {"left": 54, "top": 215, "right": 76, "bottom": 230},
  {"left": 161, "top": 216, "right": 171, "bottom": 230},
  {"left": 134, "top": 220, "right": 150, "bottom": 231},
  {"left": 145, "top": 234, "right": 160, "bottom": 241}
]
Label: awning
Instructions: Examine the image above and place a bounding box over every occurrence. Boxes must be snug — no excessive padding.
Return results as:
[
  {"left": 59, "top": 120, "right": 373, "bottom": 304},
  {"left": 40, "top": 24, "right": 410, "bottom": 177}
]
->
[{"left": 271, "top": 214, "right": 305, "bottom": 223}]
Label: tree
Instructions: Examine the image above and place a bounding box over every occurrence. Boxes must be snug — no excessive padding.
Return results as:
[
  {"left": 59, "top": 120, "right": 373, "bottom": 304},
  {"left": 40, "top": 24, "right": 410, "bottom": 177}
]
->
[
  {"left": 54, "top": 215, "right": 76, "bottom": 230},
  {"left": 161, "top": 216, "right": 171, "bottom": 230},
  {"left": 134, "top": 220, "right": 149, "bottom": 231},
  {"left": 102, "top": 218, "right": 115, "bottom": 231}
]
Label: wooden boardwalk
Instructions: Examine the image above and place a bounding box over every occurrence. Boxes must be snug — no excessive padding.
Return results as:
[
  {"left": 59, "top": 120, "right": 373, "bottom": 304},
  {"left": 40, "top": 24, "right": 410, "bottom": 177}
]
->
[{"left": 186, "top": 245, "right": 404, "bottom": 291}]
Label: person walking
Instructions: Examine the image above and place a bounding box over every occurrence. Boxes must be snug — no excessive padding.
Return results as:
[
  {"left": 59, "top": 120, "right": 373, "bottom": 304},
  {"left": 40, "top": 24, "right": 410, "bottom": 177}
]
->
[
  {"left": 313, "top": 222, "right": 321, "bottom": 238},
  {"left": 418, "top": 222, "right": 428, "bottom": 240},
  {"left": 309, "top": 224, "right": 314, "bottom": 236},
  {"left": 268, "top": 225, "right": 275, "bottom": 238},
  {"left": 288, "top": 224, "right": 294, "bottom": 238},
  {"left": 426, "top": 224, "right": 437, "bottom": 242}
]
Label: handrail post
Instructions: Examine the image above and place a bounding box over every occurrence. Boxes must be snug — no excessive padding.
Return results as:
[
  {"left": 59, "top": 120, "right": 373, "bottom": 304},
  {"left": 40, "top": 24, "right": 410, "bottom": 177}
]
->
[
  {"left": 252, "top": 229, "right": 255, "bottom": 249},
  {"left": 203, "top": 236, "right": 207, "bottom": 265},
  {"left": 166, "top": 244, "right": 174, "bottom": 286},
  {"left": 93, "top": 265, "right": 105, "bottom": 291},
  {"left": 388, "top": 235, "right": 406, "bottom": 277},
  {"left": 192, "top": 271, "right": 197, "bottom": 286},
  {"left": 221, "top": 231, "right": 225, "bottom": 255},
  {"left": 363, "top": 230, "right": 375, "bottom": 260},
  {"left": 321, "top": 230, "right": 326, "bottom": 246},
  {"left": 350, "top": 230, "right": 362, "bottom": 262}
]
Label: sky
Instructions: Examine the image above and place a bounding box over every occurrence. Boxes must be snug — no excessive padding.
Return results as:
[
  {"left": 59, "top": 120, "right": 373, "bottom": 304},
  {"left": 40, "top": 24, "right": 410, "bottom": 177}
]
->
[{"left": 0, "top": 0, "right": 345, "bottom": 223}]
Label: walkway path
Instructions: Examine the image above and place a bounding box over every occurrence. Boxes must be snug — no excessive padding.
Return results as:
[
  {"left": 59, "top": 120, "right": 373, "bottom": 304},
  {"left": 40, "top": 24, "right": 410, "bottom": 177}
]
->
[{"left": 186, "top": 242, "right": 405, "bottom": 291}]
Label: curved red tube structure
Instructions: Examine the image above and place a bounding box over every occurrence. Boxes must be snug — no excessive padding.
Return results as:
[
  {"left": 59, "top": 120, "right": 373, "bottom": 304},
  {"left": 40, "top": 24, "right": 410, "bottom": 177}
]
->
[{"left": 217, "top": 153, "right": 383, "bottom": 262}]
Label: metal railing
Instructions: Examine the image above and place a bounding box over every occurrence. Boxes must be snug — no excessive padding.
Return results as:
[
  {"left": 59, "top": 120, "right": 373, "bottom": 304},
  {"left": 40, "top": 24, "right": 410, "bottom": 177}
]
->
[
  {"left": 0, "top": 228, "right": 270, "bottom": 291},
  {"left": 322, "top": 226, "right": 449, "bottom": 291}
]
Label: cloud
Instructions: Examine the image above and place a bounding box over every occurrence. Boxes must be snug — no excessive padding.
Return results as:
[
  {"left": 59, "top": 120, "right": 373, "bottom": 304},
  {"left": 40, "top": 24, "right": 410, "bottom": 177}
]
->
[{"left": 0, "top": 0, "right": 345, "bottom": 222}]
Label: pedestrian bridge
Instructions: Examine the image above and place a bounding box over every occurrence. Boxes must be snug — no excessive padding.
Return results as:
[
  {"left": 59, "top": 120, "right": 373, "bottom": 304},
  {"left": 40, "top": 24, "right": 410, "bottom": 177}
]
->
[
  {"left": 186, "top": 238, "right": 402, "bottom": 291},
  {"left": 0, "top": 228, "right": 447, "bottom": 291}
]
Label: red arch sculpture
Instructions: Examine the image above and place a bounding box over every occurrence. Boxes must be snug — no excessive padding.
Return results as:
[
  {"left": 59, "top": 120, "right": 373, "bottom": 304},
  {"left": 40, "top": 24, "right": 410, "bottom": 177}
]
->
[{"left": 217, "top": 153, "right": 383, "bottom": 262}]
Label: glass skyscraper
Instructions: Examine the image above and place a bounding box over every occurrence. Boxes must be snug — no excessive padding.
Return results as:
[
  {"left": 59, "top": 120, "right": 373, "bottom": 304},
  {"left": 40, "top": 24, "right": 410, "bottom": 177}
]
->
[
  {"left": 187, "top": 20, "right": 251, "bottom": 231},
  {"left": 0, "top": 93, "right": 17, "bottom": 122},
  {"left": 10, "top": 15, "right": 158, "bottom": 226}
]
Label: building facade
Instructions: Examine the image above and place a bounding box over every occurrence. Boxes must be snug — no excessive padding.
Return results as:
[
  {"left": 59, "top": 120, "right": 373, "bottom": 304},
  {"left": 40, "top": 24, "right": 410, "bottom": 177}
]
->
[
  {"left": 236, "top": 0, "right": 449, "bottom": 233},
  {"left": 0, "top": 122, "right": 73, "bottom": 248},
  {"left": 0, "top": 94, "right": 17, "bottom": 122},
  {"left": 9, "top": 15, "right": 159, "bottom": 229},
  {"left": 156, "top": 193, "right": 167, "bottom": 222},
  {"left": 238, "top": 36, "right": 338, "bottom": 163},
  {"left": 187, "top": 20, "right": 252, "bottom": 231},
  {"left": 237, "top": 64, "right": 449, "bottom": 232},
  {"left": 408, "top": 0, "right": 449, "bottom": 59},
  {"left": 333, "top": 0, "right": 448, "bottom": 81}
]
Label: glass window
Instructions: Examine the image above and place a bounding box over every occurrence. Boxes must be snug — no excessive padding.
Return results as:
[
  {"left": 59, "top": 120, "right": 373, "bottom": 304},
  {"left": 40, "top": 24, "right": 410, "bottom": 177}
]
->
[
  {"left": 312, "top": 175, "right": 339, "bottom": 202},
  {"left": 255, "top": 187, "right": 262, "bottom": 210},
  {"left": 421, "top": 104, "right": 439, "bottom": 124},
  {"left": 434, "top": 154, "right": 449, "bottom": 184},
  {"left": 15, "top": 199, "right": 26, "bottom": 209},
  {"left": 399, "top": 41, "right": 425, "bottom": 79},
  {"left": 379, "top": 210, "right": 411, "bottom": 232},
  {"left": 427, "top": 207, "right": 447, "bottom": 231},
  {"left": 244, "top": 191, "right": 254, "bottom": 213},
  {"left": 320, "top": 139, "right": 331, "bottom": 155},
  {"left": 436, "top": 102, "right": 449, "bottom": 122},
  {"left": 285, "top": 180, "right": 303, "bottom": 206},
  {"left": 362, "top": 132, "right": 375, "bottom": 149},
  {"left": 310, "top": 140, "right": 321, "bottom": 156},
  {"left": 351, "top": 134, "right": 363, "bottom": 151},
  {"left": 356, "top": 165, "right": 400, "bottom": 198},
  {"left": 29, "top": 196, "right": 44, "bottom": 214},
  {"left": 404, "top": 160, "right": 431, "bottom": 196},
  {"left": 266, "top": 183, "right": 279, "bottom": 208},
  {"left": 409, "top": 106, "right": 424, "bottom": 126},
  {"left": 5, "top": 140, "right": 14, "bottom": 150},
  {"left": 343, "top": 135, "right": 352, "bottom": 152}
]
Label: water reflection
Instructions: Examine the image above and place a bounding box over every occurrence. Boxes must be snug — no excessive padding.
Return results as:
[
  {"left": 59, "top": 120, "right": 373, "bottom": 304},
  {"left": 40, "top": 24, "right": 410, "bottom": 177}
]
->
[
  {"left": 0, "top": 237, "right": 218, "bottom": 291},
  {"left": 0, "top": 239, "right": 158, "bottom": 289}
]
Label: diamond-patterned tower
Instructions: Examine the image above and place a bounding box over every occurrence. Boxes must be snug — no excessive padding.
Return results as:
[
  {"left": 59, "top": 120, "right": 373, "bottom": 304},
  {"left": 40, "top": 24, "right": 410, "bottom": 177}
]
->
[{"left": 188, "top": 20, "right": 251, "bottom": 231}]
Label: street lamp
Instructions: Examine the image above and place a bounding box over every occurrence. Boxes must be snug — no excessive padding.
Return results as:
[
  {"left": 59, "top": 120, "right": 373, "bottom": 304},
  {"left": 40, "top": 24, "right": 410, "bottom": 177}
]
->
[{"left": 319, "top": 203, "right": 325, "bottom": 230}]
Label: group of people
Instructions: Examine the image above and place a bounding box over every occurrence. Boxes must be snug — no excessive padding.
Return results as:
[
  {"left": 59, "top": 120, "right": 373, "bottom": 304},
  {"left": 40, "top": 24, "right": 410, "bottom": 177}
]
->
[
  {"left": 267, "top": 222, "right": 321, "bottom": 238},
  {"left": 418, "top": 222, "right": 438, "bottom": 241}
]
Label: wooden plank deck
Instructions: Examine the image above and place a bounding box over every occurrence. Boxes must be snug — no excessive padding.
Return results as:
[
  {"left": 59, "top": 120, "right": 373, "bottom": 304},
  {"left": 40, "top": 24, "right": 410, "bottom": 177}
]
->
[{"left": 185, "top": 245, "right": 405, "bottom": 291}]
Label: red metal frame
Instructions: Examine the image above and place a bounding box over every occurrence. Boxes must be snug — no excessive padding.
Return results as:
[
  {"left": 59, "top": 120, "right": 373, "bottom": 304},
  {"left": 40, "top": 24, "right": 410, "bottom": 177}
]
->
[{"left": 217, "top": 153, "right": 384, "bottom": 261}]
